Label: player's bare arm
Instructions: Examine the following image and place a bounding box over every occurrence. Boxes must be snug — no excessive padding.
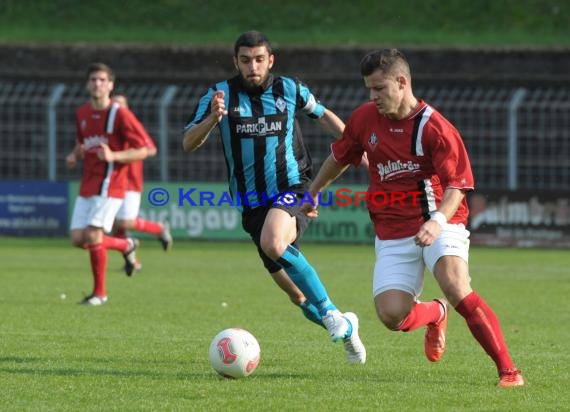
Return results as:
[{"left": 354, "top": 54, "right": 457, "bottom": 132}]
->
[
  {"left": 316, "top": 109, "right": 370, "bottom": 168},
  {"left": 182, "top": 91, "right": 227, "bottom": 152},
  {"left": 414, "top": 187, "right": 465, "bottom": 247},
  {"left": 97, "top": 144, "right": 148, "bottom": 163},
  {"left": 316, "top": 108, "right": 345, "bottom": 138},
  {"left": 359, "top": 152, "right": 370, "bottom": 169},
  {"left": 304, "top": 154, "right": 349, "bottom": 218}
]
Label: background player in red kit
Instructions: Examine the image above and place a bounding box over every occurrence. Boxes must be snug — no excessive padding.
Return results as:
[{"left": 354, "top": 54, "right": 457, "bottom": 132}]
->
[
  {"left": 305, "top": 49, "right": 524, "bottom": 387},
  {"left": 111, "top": 95, "right": 173, "bottom": 272},
  {"left": 66, "top": 63, "right": 150, "bottom": 306}
]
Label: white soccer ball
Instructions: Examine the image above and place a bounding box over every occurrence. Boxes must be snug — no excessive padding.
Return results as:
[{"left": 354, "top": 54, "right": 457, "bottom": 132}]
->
[{"left": 208, "top": 328, "right": 261, "bottom": 379}]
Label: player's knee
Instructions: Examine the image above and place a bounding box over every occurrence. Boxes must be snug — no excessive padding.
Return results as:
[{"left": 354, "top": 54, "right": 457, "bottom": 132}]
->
[
  {"left": 70, "top": 233, "right": 84, "bottom": 248},
  {"left": 376, "top": 307, "right": 407, "bottom": 331},
  {"left": 114, "top": 219, "right": 132, "bottom": 231},
  {"left": 260, "top": 238, "right": 286, "bottom": 260},
  {"left": 70, "top": 238, "right": 84, "bottom": 248},
  {"left": 380, "top": 314, "right": 406, "bottom": 331}
]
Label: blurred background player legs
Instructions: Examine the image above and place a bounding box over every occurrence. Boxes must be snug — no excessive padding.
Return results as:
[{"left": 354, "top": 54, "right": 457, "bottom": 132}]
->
[
  {"left": 113, "top": 189, "right": 173, "bottom": 272},
  {"left": 69, "top": 195, "right": 139, "bottom": 305}
]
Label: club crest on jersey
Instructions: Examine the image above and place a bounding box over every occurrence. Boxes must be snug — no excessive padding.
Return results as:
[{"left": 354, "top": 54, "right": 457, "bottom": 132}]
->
[
  {"left": 276, "top": 97, "right": 287, "bottom": 113},
  {"left": 276, "top": 192, "right": 296, "bottom": 206},
  {"left": 368, "top": 132, "right": 378, "bottom": 147},
  {"left": 80, "top": 120, "right": 87, "bottom": 131}
]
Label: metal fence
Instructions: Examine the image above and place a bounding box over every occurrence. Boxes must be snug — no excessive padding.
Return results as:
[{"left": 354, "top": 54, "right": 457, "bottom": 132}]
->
[{"left": 1, "top": 80, "right": 569, "bottom": 190}]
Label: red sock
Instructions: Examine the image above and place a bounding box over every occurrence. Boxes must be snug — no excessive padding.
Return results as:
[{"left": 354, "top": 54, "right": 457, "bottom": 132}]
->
[
  {"left": 397, "top": 300, "right": 442, "bottom": 332},
  {"left": 455, "top": 291, "right": 515, "bottom": 373},
  {"left": 87, "top": 243, "right": 107, "bottom": 297},
  {"left": 134, "top": 218, "right": 163, "bottom": 235},
  {"left": 114, "top": 228, "right": 127, "bottom": 239},
  {"left": 102, "top": 235, "right": 130, "bottom": 253}
]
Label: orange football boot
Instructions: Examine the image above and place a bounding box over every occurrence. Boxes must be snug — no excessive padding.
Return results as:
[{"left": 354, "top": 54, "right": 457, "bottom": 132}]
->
[
  {"left": 424, "top": 299, "right": 448, "bottom": 362},
  {"left": 497, "top": 369, "right": 525, "bottom": 387}
]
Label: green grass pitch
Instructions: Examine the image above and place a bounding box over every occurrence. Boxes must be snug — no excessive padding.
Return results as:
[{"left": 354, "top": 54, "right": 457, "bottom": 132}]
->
[{"left": 1, "top": 237, "right": 569, "bottom": 411}]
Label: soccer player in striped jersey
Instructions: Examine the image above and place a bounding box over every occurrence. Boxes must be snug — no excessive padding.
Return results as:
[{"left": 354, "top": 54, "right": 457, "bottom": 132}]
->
[
  {"left": 66, "top": 63, "right": 150, "bottom": 306},
  {"left": 182, "top": 31, "right": 366, "bottom": 364},
  {"left": 305, "top": 49, "right": 524, "bottom": 386}
]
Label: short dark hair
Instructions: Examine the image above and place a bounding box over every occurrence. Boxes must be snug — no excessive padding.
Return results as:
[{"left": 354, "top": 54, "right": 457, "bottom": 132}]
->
[
  {"left": 360, "top": 49, "right": 410, "bottom": 78},
  {"left": 86, "top": 62, "right": 115, "bottom": 82},
  {"left": 234, "top": 31, "right": 272, "bottom": 56}
]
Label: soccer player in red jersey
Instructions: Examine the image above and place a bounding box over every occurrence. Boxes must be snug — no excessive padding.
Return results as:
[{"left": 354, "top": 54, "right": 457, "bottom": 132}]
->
[
  {"left": 111, "top": 95, "right": 173, "bottom": 272},
  {"left": 305, "top": 49, "right": 524, "bottom": 387},
  {"left": 66, "top": 63, "right": 150, "bottom": 306}
]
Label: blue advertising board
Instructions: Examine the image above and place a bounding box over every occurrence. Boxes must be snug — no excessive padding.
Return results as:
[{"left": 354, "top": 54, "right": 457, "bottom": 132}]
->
[{"left": 0, "top": 181, "right": 68, "bottom": 236}]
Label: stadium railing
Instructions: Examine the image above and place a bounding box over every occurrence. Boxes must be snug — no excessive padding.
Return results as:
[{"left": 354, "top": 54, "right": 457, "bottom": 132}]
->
[{"left": 1, "top": 81, "right": 568, "bottom": 191}]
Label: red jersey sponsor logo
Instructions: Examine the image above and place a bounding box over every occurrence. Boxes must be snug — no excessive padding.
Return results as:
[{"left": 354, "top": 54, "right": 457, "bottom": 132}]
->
[
  {"left": 83, "top": 135, "right": 109, "bottom": 151},
  {"left": 377, "top": 159, "right": 421, "bottom": 181}
]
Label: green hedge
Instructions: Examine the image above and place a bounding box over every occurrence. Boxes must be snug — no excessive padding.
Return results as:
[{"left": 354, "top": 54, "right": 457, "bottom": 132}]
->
[{"left": 1, "top": 0, "right": 568, "bottom": 46}]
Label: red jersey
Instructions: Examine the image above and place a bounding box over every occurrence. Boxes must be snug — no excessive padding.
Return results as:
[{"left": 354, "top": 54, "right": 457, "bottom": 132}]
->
[
  {"left": 75, "top": 102, "right": 149, "bottom": 198},
  {"left": 126, "top": 134, "right": 156, "bottom": 192},
  {"left": 332, "top": 99, "right": 474, "bottom": 240}
]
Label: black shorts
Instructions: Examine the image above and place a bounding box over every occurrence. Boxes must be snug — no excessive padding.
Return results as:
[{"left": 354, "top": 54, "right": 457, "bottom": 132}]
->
[{"left": 242, "top": 192, "right": 311, "bottom": 273}]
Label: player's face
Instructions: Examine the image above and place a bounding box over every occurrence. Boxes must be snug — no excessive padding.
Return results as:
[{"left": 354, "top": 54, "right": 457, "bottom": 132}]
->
[
  {"left": 364, "top": 70, "right": 405, "bottom": 119},
  {"left": 234, "top": 46, "right": 274, "bottom": 89},
  {"left": 86, "top": 71, "right": 114, "bottom": 101}
]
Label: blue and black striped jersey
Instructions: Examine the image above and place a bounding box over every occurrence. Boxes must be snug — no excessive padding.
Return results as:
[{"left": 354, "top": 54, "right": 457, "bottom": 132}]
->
[{"left": 184, "top": 74, "right": 326, "bottom": 212}]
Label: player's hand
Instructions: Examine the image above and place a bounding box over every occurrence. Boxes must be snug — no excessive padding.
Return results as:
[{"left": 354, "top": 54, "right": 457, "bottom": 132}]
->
[
  {"left": 77, "top": 144, "right": 85, "bottom": 159},
  {"left": 147, "top": 146, "right": 158, "bottom": 157},
  {"left": 301, "top": 192, "right": 319, "bottom": 218},
  {"left": 414, "top": 220, "right": 442, "bottom": 247},
  {"left": 65, "top": 153, "right": 77, "bottom": 169},
  {"left": 210, "top": 90, "right": 227, "bottom": 123},
  {"left": 97, "top": 143, "right": 115, "bottom": 162}
]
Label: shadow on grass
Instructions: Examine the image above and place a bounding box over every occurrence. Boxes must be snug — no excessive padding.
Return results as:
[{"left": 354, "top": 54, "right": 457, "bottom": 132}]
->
[
  {"left": 0, "top": 356, "right": 311, "bottom": 381},
  {"left": 0, "top": 365, "right": 214, "bottom": 380}
]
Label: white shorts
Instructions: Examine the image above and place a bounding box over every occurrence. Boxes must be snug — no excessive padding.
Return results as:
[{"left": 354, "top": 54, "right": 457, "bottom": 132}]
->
[
  {"left": 373, "top": 224, "right": 470, "bottom": 299},
  {"left": 70, "top": 196, "right": 123, "bottom": 233},
  {"left": 115, "top": 191, "right": 142, "bottom": 220}
]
